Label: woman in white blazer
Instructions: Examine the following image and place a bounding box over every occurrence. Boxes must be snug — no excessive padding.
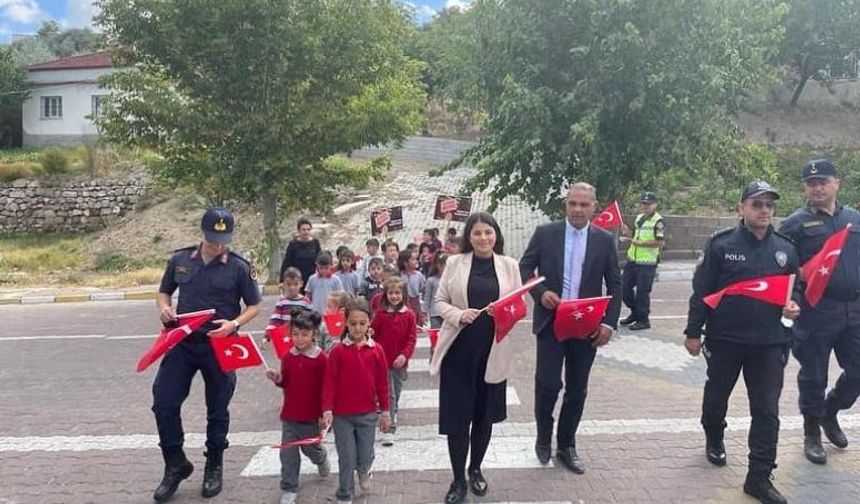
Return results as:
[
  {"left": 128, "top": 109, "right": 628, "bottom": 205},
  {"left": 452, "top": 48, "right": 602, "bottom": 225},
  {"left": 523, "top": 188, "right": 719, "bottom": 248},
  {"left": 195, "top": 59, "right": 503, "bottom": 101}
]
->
[{"left": 429, "top": 212, "right": 523, "bottom": 504}]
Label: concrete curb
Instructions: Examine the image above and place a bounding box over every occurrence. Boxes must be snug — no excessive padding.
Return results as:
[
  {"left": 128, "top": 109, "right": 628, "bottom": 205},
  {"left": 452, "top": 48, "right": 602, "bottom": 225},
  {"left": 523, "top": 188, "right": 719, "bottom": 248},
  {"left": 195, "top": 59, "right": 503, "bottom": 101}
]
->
[
  {"left": 2, "top": 284, "right": 286, "bottom": 306},
  {"left": 2, "top": 269, "right": 695, "bottom": 305}
]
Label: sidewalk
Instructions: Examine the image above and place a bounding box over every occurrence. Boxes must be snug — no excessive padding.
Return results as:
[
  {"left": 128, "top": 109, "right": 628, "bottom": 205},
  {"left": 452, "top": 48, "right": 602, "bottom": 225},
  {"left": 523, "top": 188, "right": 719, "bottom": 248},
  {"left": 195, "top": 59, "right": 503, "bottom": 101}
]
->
[{"left": 0, "top": 260, "right": 696, "bottom": 305}]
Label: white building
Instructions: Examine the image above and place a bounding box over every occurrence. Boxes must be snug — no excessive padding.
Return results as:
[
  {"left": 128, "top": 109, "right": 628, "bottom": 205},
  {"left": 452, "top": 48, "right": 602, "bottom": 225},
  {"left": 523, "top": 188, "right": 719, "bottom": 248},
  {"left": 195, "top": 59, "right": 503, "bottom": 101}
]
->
[{"left": 22, "top": 52, "right": 122, "bottom": 147}]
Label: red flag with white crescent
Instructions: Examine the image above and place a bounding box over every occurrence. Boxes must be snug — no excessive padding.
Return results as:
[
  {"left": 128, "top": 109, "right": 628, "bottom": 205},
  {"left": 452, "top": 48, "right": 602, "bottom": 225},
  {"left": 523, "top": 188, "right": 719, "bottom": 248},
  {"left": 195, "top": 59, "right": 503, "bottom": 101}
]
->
[
  {"left": 801, "top": 225, "right": 851, "bottom": 307},
  {"left": 136, "top": 309, "right": 216, "bottom": 372},
  {"left": 703, "top": 275, "right": 792, "bottom": 309},
  {"left": 267, "top": 324, "right": 294, "bottom": 359},
  {"left": 553, "top": 296, "right": 612, "bottom": 341},
  {"left": 592, "top": 200, "right": 623, "bottom": 230},
  {"left": 323, "top": 312, "right": 346, "bottom": 337},
  {"left": 210, "top": 333, "right": 264, "bottom": 372},
  {"left": 489, "top": 276, "right": 545, "bottom": 343}
]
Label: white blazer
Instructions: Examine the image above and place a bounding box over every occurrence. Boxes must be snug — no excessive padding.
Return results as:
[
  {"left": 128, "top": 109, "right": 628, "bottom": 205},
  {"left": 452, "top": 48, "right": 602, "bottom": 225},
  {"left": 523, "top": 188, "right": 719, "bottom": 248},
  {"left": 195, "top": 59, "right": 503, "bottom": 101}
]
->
[{"left": 429, "top": 252, "right": 524, "bottom": 384}]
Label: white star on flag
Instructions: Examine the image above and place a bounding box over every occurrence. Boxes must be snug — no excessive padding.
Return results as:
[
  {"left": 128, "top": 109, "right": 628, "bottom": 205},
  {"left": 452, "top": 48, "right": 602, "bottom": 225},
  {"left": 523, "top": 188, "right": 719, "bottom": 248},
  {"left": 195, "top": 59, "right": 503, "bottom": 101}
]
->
[
  {"left": 572, "top": 311, "right": 584, "bottom": 320},
  {"left": 818, "top": 266, "right": 830, "bottom": 277},
  {"left": 225, "top": 349, "right": 233, "bottom": 357},
  {"left": 504, "top": 305, "right": 517, "bottom": 315}
]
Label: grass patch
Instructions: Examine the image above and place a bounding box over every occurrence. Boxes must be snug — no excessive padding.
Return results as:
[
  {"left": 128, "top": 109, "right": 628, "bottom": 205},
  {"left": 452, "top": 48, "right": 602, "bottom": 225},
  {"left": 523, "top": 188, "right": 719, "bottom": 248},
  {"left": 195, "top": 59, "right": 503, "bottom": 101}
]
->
[{"left": 0, "top": 233, "right": 89, "bottom": 273}]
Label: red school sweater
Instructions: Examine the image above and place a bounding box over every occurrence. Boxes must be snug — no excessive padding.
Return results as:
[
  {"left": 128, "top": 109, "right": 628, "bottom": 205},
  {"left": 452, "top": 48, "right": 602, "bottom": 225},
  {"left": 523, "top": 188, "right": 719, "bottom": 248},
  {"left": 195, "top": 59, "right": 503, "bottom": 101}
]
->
[
  {"left": 370, "top": 308, "right": 417, "bottom": 368},
  {"left": 275, "top": 347, "right": 328, "bottom": 423},
  {"left": 322, "top": 339, "right": 390, "bottom": 416}
]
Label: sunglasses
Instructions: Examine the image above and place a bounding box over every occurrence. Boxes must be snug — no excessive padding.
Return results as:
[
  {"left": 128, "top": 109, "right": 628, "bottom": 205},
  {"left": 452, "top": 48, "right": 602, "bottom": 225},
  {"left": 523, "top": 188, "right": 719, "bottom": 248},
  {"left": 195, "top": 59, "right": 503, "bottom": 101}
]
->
[{"left": 748, "top": 200, "right": 775, "bottom": 209}]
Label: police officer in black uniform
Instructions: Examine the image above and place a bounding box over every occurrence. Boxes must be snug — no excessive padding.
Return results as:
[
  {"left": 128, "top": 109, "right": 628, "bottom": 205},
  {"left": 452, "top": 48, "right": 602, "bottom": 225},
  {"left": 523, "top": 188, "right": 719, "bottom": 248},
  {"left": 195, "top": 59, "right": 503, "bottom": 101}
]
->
[
  {"left": 152, "top": 208, "right": 261, "bottom": 502},
  {"left": 778, "top": 159, "right": 860, "bottom": 465},
  {"left": 684, "top": 182, "right": 800, "bottom": 504}
]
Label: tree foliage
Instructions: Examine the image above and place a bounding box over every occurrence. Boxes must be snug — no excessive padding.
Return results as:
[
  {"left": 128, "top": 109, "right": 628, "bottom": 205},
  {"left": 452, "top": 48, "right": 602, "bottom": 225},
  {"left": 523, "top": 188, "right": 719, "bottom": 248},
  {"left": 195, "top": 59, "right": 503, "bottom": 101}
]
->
[
  {"left": 434, "top": 0, "right": 788, "bottom": 218},
  {"left": 779, "top": 0, "right": 860, "bottom": 106},
  {"left": 10, "top": 20, "right": 102, "bottom": 66},
  {"left": 95, "top": 0, "right": 425, "bottom": 280},
  {"left": 0, "top": 47, "right": 30, "bottom": 148}
]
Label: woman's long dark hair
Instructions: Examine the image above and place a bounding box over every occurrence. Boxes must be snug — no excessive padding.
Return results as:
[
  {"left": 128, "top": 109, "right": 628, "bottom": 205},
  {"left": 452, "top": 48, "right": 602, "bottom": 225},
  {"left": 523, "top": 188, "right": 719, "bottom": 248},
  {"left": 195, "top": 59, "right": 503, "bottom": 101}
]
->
[{"left": 461, "top": 212, "right": 505, "bottom": 255}]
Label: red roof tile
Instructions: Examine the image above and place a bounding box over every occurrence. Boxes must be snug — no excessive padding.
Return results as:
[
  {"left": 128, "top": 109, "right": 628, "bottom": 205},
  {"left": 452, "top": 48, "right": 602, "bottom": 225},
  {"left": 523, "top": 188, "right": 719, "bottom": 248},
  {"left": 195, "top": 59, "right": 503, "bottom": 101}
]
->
[{"left": 28, "top": 52, "right": 114, "bottom": 72}]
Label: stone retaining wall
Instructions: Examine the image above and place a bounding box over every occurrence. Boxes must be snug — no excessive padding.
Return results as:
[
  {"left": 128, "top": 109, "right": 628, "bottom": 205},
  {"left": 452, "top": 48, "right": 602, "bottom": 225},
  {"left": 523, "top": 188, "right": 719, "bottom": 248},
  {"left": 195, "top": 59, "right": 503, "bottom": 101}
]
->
[{"left": 0, "top": 177, "right": 147, "bottom": 234}]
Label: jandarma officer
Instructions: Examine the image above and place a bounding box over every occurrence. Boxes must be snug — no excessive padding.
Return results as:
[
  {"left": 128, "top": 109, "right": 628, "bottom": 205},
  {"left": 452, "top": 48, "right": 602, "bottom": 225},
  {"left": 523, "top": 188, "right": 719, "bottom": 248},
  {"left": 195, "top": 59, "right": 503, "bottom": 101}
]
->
[
  {"left": 684, "top": 181, "right": 800, "bottom": 504},
  {"left": 778, "top": 159, "right": 860, "bottom": 465},
  {"left": 620, "top": 191, "right": 665, "bottom": 330},
  {"left": 152, "top": 207, "right": 261, "bottom": 502}
]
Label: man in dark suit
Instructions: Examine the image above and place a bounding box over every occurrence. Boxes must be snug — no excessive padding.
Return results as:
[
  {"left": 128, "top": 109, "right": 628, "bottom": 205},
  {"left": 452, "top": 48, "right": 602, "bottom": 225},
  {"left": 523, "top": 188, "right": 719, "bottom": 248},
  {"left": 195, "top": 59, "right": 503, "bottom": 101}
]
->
[{"left": 519, "top": 182, "right": 622, "bottom": 473}]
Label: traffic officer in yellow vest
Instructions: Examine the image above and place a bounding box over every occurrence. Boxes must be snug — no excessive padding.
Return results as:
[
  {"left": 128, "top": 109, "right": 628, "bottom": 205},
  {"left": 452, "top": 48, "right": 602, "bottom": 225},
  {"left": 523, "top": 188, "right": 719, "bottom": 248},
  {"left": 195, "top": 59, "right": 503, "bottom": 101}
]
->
[{"left": 620, "top": 191, "right": 665, "bottom": 330}]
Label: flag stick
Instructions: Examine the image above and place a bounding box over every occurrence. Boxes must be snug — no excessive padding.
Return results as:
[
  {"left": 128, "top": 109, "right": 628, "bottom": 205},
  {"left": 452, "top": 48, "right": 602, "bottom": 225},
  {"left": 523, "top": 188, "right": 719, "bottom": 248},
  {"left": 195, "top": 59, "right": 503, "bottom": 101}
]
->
[
  {"left": 248, "top": 334, "right": 270, "bottom": 370},
  {"left": 785, "top": 274, "right": 796, "bottom": 307}
]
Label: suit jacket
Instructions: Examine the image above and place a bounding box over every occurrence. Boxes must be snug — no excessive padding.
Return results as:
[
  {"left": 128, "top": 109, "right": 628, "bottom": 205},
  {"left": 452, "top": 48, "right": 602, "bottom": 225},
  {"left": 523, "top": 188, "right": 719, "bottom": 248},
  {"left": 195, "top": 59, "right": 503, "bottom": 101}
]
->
[
  {"left": 519, "top": 220, "right": 622, "bottom": 336},
  {"left": 429, "top": 252, "right": 523, "bottom": 384}
]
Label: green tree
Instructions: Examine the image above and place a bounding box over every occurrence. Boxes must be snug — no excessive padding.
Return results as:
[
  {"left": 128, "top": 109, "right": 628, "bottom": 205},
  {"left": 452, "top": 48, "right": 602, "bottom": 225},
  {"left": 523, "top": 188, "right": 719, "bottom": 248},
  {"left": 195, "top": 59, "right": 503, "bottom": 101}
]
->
[
  {"left": 0, "top": 46, "right": 30, "bottom": 148},
  {"left": 48, "top": 28, "right": 102, "bottom": 58},
  {"left": 779, "top": 0, "right": 860, "bottom": 106},
  {"left": 95, "top": 0, "right": 425, "bottom": 281},
  {"left": 9, "top": 36, "right": 54, "bottom": 66},
  {"left": 439, "top": 0, "right": 787, "bottom": 217}
]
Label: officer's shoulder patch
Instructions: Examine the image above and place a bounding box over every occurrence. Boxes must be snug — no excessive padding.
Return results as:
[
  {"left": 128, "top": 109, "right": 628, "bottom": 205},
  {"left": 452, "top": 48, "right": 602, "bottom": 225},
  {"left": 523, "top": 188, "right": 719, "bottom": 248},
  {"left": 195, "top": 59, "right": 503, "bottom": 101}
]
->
[
  {"left": 250, "top": 264, "right": 259, "bottom": 281},
  {"left": 802, "top": 220, "right": 825, "bottom": 228},
  {"left": 655, "top": 220, "right": 665, "bottom": 229}
]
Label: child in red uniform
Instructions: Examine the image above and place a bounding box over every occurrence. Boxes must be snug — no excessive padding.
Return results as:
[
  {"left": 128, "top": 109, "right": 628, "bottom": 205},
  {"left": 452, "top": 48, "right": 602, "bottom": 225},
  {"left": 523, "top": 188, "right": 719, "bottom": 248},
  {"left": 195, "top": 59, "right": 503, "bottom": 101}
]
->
[
  {"left": 322, "top": 299, "right": 390, "bottom": 503},
  {"left": 265, "top": 309, "right": 330, "bottom": 504},
  {"left": 370, "top": 277, "right": 417, "bottom": 446}
]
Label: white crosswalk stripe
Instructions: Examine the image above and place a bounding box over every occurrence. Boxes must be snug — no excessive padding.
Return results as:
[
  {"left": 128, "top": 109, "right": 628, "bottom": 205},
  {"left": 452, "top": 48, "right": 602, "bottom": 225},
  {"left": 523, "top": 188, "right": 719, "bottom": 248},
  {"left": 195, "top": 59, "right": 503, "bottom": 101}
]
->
[{"left": 598, "top": 334, "right": 697, "bottom": 372}]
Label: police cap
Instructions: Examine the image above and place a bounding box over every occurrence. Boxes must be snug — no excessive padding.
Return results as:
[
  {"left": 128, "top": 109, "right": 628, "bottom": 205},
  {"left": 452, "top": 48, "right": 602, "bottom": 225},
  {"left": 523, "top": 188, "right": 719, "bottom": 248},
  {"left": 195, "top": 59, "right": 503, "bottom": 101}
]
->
[
  {"left": 802, "top": 159, "right": 837, "bottom": 180},
  {"left": 201, "top": 207, "right": 234, "bottom": 244},
  {"left": 640, "top": 191, "right": 658, "bottom": 203},
  {"left": 740, "top": 181, "right": 780, "bottom": 202}
]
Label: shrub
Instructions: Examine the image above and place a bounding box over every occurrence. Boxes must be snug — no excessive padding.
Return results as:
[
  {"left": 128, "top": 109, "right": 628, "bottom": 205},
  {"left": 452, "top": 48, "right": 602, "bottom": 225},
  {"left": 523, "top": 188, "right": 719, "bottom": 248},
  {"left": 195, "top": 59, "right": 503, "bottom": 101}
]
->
[
  {"left": 0, "top": 161, "right": 42, "bottom": 182},
  {"left": 41, "top": 148, "right": 70, "bottom": 175},
  {"left": 94, "top": 249, "right": 133, "bottom": 272}
]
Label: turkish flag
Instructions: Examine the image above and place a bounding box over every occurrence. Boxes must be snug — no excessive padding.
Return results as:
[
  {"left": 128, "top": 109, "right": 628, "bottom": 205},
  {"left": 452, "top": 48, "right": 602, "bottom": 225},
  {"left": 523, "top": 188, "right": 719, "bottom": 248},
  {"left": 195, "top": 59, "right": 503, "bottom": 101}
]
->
[
  {"left": 703, "top": 275, "right": 792, "bottom": 309},
  {"left": 210, "top": 333, "right": 264, "bottom": 372},
  {"left": 553, "top": 296, "right": 611, "bottom": 341},
  {"left": 268, "top": 324, "right": 294, "bottom": 359},
  {"left": 801, "top": 225, "right": 851, "bottom": 307},
  {"left": 592, "top": 200, "right": 623, "bottom": 230},
  {"left": 324, "top": 312, "right": 345, "bottom": 337},
  {"left": 136, "top": 309, "right": 216, "bottom": 372},
  {"left": 428, "top": 328, "right": 440, "bottom": 350},
  {"left": 490, "top": 276, "right": 545, "bottom": 342}
]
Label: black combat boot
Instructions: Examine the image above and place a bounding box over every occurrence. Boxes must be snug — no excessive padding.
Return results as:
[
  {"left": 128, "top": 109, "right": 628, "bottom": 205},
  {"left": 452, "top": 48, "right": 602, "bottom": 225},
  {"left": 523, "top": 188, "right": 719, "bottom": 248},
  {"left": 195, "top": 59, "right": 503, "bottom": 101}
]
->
[
  {"left": 821, "top": 406, "right": 849, "bottom": 448},
  {"left": 153, "top": 448, "right": 194, "bottom": 502},
  {"left": 704, "top": 429, "right": 726, "bottom": 466},
  {"left": 201, "top": 450, "right": 224, "bottom": 498},
  {"left": 743, "top": 472, "right": 787, "bottom": 504},
  {"left": 803, "top": 414, "right": 827, "bottom": 464}
]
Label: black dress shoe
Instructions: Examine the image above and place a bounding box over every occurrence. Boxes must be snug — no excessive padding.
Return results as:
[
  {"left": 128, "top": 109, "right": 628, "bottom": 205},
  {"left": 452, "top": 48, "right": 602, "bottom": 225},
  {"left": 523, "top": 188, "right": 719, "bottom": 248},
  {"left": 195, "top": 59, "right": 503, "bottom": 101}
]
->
[
  {"left": 705, "top": 436, "right": 726, "bottom": 466},
  {"left": 619, "top": 314, "right": 637, "bottom": 326},
  {"left": 821, "top": 412, "right": 849, "bottom": 448},
  {"left": 803, "top": 415, "right": 827, "bottom": 464},
  {"left": 201, "top": 450, "right": 223, "bottom": 498},
  {"left": 556, "top": 447, "right": 585, "bottom": 474},
  {"left": 468, "top": 468, "right": 488, "bottom": 496},
  {"left": 628, "top": 321, "right": 651, "bottom": 331},
  {"left": 535, "top": 443, "right": 551, "bottom": 465},
  {"left": 743, "top": 473, "right": 787, "bottom": 504},
  {"left": 444, "top": 480, "right": 467, "bottom": 504},
  {"left": 153, "top": 453, "right": 194, "bottom": 502}
]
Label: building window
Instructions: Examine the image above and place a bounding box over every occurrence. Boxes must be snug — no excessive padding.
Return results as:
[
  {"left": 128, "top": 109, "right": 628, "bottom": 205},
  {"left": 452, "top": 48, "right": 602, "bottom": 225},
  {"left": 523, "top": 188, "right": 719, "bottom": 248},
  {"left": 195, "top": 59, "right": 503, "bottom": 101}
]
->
[
  {"left": 91, "top": 95, "right": 107, "bottom": 118},
  {"left": 40, "top": 96, "right": 63, "bottom": 119}
]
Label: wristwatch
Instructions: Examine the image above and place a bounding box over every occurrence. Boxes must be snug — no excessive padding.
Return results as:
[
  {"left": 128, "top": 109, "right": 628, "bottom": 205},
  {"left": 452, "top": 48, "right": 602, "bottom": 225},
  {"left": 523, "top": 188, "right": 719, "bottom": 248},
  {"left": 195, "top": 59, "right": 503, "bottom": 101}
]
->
[{"left": 231, "top": 319, "right": 240, "bottom": 331}]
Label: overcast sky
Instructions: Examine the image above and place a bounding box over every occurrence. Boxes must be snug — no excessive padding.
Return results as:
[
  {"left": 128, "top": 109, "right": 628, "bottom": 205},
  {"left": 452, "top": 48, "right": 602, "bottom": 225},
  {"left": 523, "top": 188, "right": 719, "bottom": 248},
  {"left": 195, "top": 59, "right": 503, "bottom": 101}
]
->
[{"left": 0, "top": 0, "right": 471, "bottom": 44}]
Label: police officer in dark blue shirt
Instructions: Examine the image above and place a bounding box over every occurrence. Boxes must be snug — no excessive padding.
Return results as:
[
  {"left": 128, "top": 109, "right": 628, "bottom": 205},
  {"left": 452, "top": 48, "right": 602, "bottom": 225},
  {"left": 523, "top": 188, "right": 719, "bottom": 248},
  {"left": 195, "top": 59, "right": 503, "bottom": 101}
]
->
[
  {"left": 152, "top": 207, "right": 261, "bottom": 502},
  {"left": 778, "top": 159, "right": 860, "bottom": 466},
  {"left": 685, "top": 182, "right": 800, "bottom": 504}
]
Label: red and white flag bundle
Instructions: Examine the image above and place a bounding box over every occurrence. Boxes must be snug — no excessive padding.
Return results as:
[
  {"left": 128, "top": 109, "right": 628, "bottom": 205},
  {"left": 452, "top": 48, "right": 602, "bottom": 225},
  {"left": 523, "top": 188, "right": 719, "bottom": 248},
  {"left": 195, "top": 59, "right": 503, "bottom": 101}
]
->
[
  {"left": 592, "top": 201, "right": 623, "bottom": 230},
  {"left": 489, "top": 276, "right": 545, "bottom": 343},
  {"left": 801, "top": 224, "right": 851, "bottom": 307},
  {"left": 553, "top": 296, "right": 611, "bottom": 342},
  {"left": 323, "top": 312, "right": 345, "bottom": 337},
  {"left": 267, "top": 324, "right": 294, "bottom": 359},
  {"left": 210, "top": 333, "right": 265, "bottom": 372},
  {"left": 703, "top": 275, "right": 793, "bottom": 310},
  {"left": 136, "top": 309, "right": 216, "bottom": 372},
  {"left": 271, "top": 428, "right": 329, "bottom": 450}
]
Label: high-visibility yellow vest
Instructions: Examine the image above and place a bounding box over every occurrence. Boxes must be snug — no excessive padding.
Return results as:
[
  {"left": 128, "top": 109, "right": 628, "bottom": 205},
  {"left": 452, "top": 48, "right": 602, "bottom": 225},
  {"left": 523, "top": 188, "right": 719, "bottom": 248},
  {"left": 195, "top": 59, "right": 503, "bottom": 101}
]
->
[{"left": 627, "top": 212, "right": 663, "bottom": 264}]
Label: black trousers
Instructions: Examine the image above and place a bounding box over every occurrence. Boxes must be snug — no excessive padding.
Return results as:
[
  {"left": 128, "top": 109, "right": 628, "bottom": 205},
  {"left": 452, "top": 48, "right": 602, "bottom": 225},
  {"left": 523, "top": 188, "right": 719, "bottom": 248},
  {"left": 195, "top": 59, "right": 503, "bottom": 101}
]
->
[
  {"left": 534, "top": 327, "right": 597, "bottom": 449},
  {"left": 152, "top": 340, "right": 237, "bottom": 453},
  {"left": 622, "top": 262, "right": 657, "bottom": 323},
  {"left": 793, "top": 297, "right": 860, "bottom": 418},
  {"left": 701, "top": 338, "right": 788, "bottom": 473}
]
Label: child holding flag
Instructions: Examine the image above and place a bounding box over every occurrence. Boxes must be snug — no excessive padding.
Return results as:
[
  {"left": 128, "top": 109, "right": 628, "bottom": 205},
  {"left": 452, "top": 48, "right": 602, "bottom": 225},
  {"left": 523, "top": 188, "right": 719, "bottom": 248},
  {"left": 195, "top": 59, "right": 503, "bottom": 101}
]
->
[
  {"left": 371, "top": 277, "right": 418, "bottom": 446},
  {"left": 322, "top": 299, "right": 390, "bottom": 503},
  {"left": 264, "top": 268, "right": 312, "bottom": 348},
  {"left": 265, "top": 308, "right": 330, "bottom": 504}
]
